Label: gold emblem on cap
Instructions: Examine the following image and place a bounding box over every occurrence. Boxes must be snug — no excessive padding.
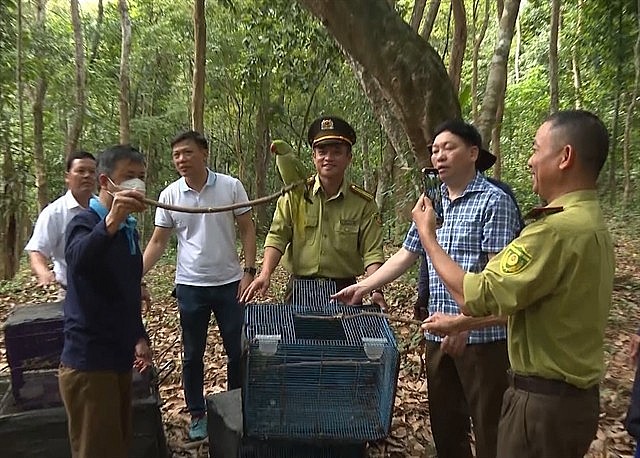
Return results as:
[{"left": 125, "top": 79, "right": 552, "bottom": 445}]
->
[{"left": 320, "top": 119, "right": 334, "bottom": 130}]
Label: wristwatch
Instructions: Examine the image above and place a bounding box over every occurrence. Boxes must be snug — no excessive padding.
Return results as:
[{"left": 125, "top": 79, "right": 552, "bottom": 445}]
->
[
  {"left": 243, "top": 267, "right": 257, "bottom": 276},
  {"left": 370, "top": 288, "right": 384, "bottom": 297}
]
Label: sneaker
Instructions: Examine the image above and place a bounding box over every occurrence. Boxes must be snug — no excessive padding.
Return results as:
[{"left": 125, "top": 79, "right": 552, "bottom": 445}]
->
[{"left": 188, "top": 415, "right": 208, "bottom": 441}]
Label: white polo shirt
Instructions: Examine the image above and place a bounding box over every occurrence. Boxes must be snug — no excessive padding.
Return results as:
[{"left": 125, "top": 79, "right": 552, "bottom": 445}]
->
[
  {"left": 24, "top": 190, "right": 87, "bottom": 287},
  {"left": 155, "top": 170, "right": 250, "bottom": 286}
]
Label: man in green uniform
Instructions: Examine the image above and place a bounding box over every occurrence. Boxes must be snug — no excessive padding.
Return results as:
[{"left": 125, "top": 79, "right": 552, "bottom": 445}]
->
[
  {"left": 240, "top": 116, "right": 386, "bottom": 306},
  {"left": 415, "top": 109, "right": 614, "bottom": 458}
]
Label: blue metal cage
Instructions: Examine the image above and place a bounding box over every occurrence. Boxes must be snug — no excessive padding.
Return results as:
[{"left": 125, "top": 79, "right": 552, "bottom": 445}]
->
[{"left": 242, "top": 295, "right": 400, "bottom": 442}]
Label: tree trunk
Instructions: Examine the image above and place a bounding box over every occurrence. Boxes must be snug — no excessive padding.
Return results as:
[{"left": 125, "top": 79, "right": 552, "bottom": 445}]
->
[
  {"left": 514, "top": 8, "right": 521, "bottom": 82},
  {"left": 361, "top": 133, "right": 371, "bottom": 191},
  {"left": 88, "top": 0, "right": 103, "bottom": 65},
  {"left": 471, "top": 0, "right": 490, "bottom": 123},
  {"left": 32, "top": 0, "right": 48, "bottom": 211},
  {"left": 375, "top": 134, "right": 395, "bottom": 213},
  {"left": 298, "top": 0, "right": 460, "bottom": 164},
  {"left": 549, "top": 0, "right": 560, "bottom": 114},
  {"left": 16, "top": 0, "right": 24, "bottom": 152},
  {"left": 448, "top": 0, "right": 467, "bottom": 94},
  {"left": 609, "top": 2, "right": 625, "bottom": 203},
  {"left": 253, "top": 88, "right": 271, "bottom": 236},
  {"left": 67, "top": 0, "right": 85, "bottom": 155},
  {"left": 118, "top": 0, "right": 131, "bottom": 144},
  {"left": 410, "top": 0, "right": 427, "bottom": 32},
  {"left": 192, "top": 0, "right": 206, "bottom": 132},
  {"left": 571, "top": 0, "right": 583, "bottom": 109},
  {"left": 476, "top": 0, "right": 520, "bottom": 148},
  {"left": 420, "top": 0, "right": 441, "bottom": 41},
  {"left": 621, "top": 0, "right": 640, "bottom": 206}
]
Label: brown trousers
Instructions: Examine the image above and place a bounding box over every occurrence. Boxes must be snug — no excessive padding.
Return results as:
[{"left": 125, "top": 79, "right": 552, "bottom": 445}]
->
[
  {"left": 58, "top": 366, "right": 133, "bottom": 458},
  {"left": 497, "top": 384, "right": 600, "bottom": 458},
  {"left": 426, "top": 339, "right": 509, "bottom": 458}
]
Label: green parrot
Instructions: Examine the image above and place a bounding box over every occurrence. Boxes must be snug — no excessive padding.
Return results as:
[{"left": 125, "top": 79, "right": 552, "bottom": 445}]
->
[{"left": 271, "top": 140, "right": 308, "bottom": 186}]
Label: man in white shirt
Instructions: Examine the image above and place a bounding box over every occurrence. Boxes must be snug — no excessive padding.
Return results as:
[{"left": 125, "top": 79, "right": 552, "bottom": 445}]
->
[
  {"left": 25, "top": 151, "right": 97, "bottom": 289},
  {"left": 143, "top": 130, "right": 256, "bottom": 441}
]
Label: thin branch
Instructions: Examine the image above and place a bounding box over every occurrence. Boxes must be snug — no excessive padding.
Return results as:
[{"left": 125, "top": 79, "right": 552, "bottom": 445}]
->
[{"left": 294, "top": 311, "right": 423, "bottom": 326}]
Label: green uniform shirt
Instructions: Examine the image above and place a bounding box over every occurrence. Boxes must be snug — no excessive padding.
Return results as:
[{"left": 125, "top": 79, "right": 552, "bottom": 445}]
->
[
  {"left": 265, "top": 175, "right": 384, "bottom": 278},
  {"left": 463, "top": 190, "right": 614, "bottom": 388}
]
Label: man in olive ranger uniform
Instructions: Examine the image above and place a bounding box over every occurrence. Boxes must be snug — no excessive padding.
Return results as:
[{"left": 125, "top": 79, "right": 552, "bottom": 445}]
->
[
  {"left": 415, "top": 110, "right": 614, "bottom": 458},
  {"left": 240, "top": 116, "right": 386, "bottom": 307}
]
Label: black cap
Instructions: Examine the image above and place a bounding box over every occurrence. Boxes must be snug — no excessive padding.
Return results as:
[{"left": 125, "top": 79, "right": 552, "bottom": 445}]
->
[
  {"left": 432, "top": 120, "right": 496, "bottom": 172},
  {"left": 307, "top": 116, "right": 357, "bottom": 148}
]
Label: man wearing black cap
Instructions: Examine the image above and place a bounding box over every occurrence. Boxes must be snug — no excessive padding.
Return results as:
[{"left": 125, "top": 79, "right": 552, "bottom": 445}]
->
[
  {"left": 241, "top": 116, "right": 386, "bottom": 306},
  {"left": 333, "top": 119, "right": 521, "bottom": 458}
]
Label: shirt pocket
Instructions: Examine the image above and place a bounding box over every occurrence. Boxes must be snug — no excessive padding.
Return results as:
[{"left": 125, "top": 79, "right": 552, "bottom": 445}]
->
[
  {"left": 304, "top": 212, "right": 319, "bottom": 245},
  {"left": 335, "top": 219, "right": 359, "bottom": 251}
]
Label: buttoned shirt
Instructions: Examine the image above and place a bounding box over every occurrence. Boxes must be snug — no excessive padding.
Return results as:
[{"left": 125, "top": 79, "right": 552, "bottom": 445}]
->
[
  {"left": 403, "top": 173, "right": 521, "bottom": 343},
  {"left": 265, "top": 175, "right": 384, "bottom": 278},
  {"left": 464, "top": 190, "right": 614, "bottom": 388},
  {"left": 25, "top": 190, "right": 88, "bottom": 287},
  {"left": 155, "top": 170, "right": 250, "bottom": 286}
]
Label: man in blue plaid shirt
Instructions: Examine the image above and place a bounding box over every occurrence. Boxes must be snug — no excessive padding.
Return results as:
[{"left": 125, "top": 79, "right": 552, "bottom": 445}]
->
[{"left": 333, "top": 119, "right": 521, "bottom": 458}]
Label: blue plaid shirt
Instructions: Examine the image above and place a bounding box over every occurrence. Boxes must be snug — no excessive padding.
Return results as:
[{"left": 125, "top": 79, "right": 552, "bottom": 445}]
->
[{"left": 403, "top": 173, "right": 521, "bottom": 343}]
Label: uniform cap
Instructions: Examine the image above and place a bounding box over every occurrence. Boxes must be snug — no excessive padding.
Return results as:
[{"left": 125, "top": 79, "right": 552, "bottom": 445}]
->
[
  {"left": 307, "top": 116, "right": 357, "bottom": 148},
  {"left": 432, "top": 119, "right": 496, "bottom": 172}
]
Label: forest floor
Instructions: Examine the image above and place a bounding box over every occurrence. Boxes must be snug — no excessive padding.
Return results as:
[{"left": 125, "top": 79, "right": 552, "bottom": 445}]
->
[{"left": 0, "top": 211, "right": 639, "bottom": 457}]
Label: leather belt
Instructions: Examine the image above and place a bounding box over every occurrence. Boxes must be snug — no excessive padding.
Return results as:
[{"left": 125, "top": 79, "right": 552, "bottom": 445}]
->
[{"left": 508, "top": 370, "right": 598, "bottom": 397}]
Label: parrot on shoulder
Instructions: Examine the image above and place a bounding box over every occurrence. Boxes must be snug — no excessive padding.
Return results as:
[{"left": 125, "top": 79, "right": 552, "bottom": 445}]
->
[{"left": 271, "top": 140, "right": 308, "bottom": 186}]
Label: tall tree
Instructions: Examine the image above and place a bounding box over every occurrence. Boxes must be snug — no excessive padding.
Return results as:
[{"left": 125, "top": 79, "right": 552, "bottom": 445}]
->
[
  {"left": 192, "top": 0, "right": 206, "bottom": 132},
  {"left": 448, "top": 0, "right": 467, "bottom": 94},
  {"left": 31, "top": 0, "right": 49, "bottom": 211},
  {"left": 118, "top": 0, "right": 132, "bottom": 144},
  {"left": 420, "top": 0, "right": 441, "bottom": 41},
  {"left": 571, "top": 0, "right": 583, "bottom": 109},
  {"left": 549, "top": 0, "right": 560, "bottom": 113},
  {"left": 297, "top": 0, "right": 460, "bottom": 167},
  {"left": 471, "top": 0, "right": 490, "bottom": 123},
  {"left": 410, "top": 0, "right": 427, "bottom": 33},
  {"left": 477, "top": 0, "right": 520, "bottom": 151},
  {"left": 67, "top": 0, "right": 85, "bottom": 155}
]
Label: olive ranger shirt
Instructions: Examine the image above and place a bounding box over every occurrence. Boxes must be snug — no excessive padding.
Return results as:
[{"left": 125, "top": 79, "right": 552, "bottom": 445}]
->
[
  {"left": 463, "top": 190, "right": 614, "bottom": 389},
  {"left": 265, "top": 175, "right": 384, "bottom": 278}
]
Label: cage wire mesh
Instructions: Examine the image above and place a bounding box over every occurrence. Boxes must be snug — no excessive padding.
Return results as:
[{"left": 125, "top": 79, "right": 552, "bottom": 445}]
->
[{"left": 243, "top": 280, "right": 400, "bottom": 442}]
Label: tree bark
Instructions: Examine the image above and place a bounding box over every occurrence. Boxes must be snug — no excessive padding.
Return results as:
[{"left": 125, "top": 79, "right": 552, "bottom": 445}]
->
[
  {"left": 118, "top": 0, "right": 131, "bottom": 144},
  {"left": 67, "top": 0, "right": 85, "bottom": 156},
  {"left": 471, "top": 0, "right": 490, "bottom": 123},
  {"left": 88, "top": 0, "right": 103, "bottom": 65},
  {"left": 549, "top": 0, "right": 560, "bottom": 114},
  {"left": 448, "top": 0, "right": 467, "bottom": 94},
  {"left": 420, "top": 0, "right": 441, "bottom": 41},
  {"left": 32, "top": 0, "right": 49, "bottom": 211},
  {"left": 477, "top": 0, "right": 520, "bottom": 148},
  {"left": 571, "top": 0, "right": 583, "bottom": 109},
  {"left": 298, "top": 0, "right": 460, "bottom": 164},
  {"left": 410, "top": 0, "right": 427, "bottom": 33},
  {"left": 253, "top": 86, "right": 271, "bottom": 236},
  {"left": 16, "top": 0, "right": 24, "bottom": 152},
  {"left": 192, "top": 0, "right": 206, "bottom": 132}
]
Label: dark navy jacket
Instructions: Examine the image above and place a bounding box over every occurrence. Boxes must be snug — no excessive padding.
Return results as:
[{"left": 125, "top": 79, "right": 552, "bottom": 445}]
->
[{"left": 61, "top": 208, "right": 147, "bottom": 372}]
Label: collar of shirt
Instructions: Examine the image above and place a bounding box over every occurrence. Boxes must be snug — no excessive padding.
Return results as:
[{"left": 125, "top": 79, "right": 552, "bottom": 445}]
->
[
  {"left": 442, "top": 172, "right": 490, "bottom": 204},
  {"left": 310, "top": 174, "right": 348, "bottom": 201},
  {"left": 64, "top": 189, "right": 86, "bottom": 210},
  {"left": 178, "top": 168, "right": 217, "bottom": 193},
  {"left": 545, "top": 189, "right": 598, "bottom": 208}
]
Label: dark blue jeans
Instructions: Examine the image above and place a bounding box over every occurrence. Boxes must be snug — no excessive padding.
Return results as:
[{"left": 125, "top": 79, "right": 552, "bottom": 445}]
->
[{"left": 175, "top": 282, "right": 243, "bottom": 417}]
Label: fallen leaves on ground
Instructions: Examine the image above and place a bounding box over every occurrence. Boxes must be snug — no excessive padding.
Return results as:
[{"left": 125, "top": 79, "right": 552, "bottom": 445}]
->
[{"left": 1, "top": 215, "right": 639, "bottom": 457}]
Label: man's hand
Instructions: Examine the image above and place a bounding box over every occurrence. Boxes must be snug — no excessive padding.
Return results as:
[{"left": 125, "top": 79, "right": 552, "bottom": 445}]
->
[
  {"left": 36, "top": 269, "right": 56, "bottom": 287},
  {"left": 440, "top": 331, "right": 469, "bottom": 357},
  {"left": 237, "top": 272, "right": 255, "bottom": 301},
  {"left": 141, "top": 284, "right": 151, "bottom": 313},
  {"left": 370, "top": 291, "right": 388, "bottom": 311},
  {"left": 411, "top": 194, "right": 438, "bottom": 237},
  {"left": 134, "top": 338, "right": 152, "bottom": 373},
  {"left": 239, "top": 273, "right": 270, "bottom": 304},
  {"left": 422, "top": 312, "right": 461, "bottom": 337},
  {"left": 630, "top": 333, "right": 640, "bottom": 365},
  {"left": 331, "top": 283, "right": 370, "bottom": 305},
  {"left": 105, "top": 189, "right": 146, "bottom": 234}
]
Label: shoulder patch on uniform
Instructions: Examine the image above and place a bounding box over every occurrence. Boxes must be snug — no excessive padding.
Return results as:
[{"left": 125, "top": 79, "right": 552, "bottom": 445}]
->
[
  {"left": 349, "top": 184, "right": 374, "bottom": 201},
  {"left": 500, "top": 242, "right": 533, "bottom": 275},
  {"left": 524, "top": 206, "right": 564, "bottom": 220}
]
